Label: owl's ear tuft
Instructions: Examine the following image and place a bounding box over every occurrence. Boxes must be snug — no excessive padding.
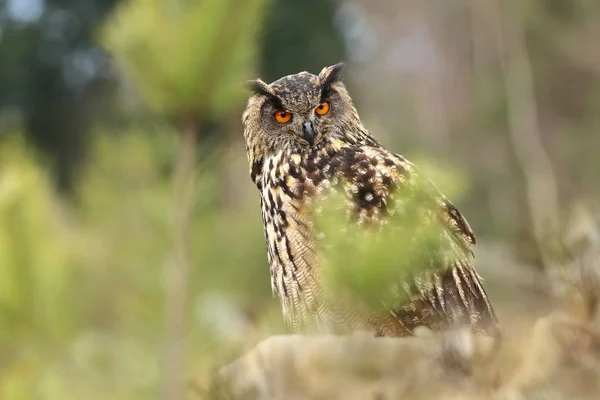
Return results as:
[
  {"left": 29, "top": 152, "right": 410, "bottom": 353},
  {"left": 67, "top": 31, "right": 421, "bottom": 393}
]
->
[
  {"left": 319, "top": 62, "right": 345, "bottom": 86},
  {"left": 246, "top": 79, "right": 272, "bottom": 96},
  {"left": 246, "top": 79, "right": 283, "bottom": 107}
]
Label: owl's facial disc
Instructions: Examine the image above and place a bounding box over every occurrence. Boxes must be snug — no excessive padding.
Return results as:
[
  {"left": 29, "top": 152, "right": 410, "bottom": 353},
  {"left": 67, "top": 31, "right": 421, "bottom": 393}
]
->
[{"left": 245, "top": 62, "right": 348, "bottom": 152}]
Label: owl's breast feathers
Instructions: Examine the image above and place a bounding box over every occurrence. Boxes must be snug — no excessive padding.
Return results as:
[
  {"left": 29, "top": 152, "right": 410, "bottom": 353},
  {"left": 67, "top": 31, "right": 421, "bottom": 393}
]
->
[{"left": 257, "top": 137, "right": 499, "bottom": 336}]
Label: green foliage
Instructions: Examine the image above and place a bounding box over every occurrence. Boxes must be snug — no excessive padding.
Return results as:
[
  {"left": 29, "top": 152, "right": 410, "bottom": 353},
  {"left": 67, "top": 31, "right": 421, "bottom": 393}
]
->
[
  {"left": 0, "top": 131, "right": 174, "bottom": 399},
  {"left": 0, "top": 135, "right": 77, "bottom": 346},
  {"left": 317, "top": 176, "right": 460, "bottom": 311},
  {"left": 0, "top": 130, "right": 276, "bottom": 398},
  {"left": 0, "top": 135, "right": 83, "bottom": 399},
  {"left": 408, "top": 155, "right": 469, "bottom": 201},
  {"left": 101, "top": 0, "right": 271, "bottom": 118}
]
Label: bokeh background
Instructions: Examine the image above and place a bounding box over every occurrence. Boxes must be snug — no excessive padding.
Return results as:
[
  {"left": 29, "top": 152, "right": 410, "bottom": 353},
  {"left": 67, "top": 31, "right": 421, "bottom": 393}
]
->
[{"left": 1, "top": 0, "right": 599, "bottom": 398}]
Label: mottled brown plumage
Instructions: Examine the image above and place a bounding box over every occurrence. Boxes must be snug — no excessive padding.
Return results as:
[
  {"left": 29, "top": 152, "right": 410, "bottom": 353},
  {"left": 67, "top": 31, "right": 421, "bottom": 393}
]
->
[{"left": 242, "top": 63, "right": 499, "bottom": 337}]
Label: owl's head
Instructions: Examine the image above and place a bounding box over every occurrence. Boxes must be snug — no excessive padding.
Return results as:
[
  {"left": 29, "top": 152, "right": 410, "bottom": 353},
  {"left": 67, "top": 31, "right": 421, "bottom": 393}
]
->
[{"left": 242, "top": 63, "right": 359, "bottom": 161}]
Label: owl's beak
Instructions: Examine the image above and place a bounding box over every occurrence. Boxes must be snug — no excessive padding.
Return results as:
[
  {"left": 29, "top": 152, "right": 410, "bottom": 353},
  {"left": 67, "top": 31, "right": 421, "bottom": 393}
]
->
[{"left": 302, "top": 121, "right": 315, "bottom": 145}]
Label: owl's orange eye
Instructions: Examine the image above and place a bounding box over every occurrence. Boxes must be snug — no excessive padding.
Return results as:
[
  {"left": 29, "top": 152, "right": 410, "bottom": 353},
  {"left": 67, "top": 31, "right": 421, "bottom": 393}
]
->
[
  {"left": 274, "top": 110, "right": 292, "bottom": 123},
  {"left": 315, "top": 101, "right": 330, "bottom": 115}
]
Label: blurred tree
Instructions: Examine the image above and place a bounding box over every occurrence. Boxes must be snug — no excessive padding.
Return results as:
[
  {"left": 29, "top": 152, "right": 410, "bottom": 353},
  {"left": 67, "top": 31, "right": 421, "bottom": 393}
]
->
[
  {"left": 258, "top": 0, "right": 346, "bottom": 82},
  {"left": 0, "top": 0, "right": 347, "bottom": 192},
  {"left": 101, "top": 1, "right": 270, "bottom": 398},
  {"left": 0, "top": 135, "right": 82, "bottom": 398},
  {"left": 0, "top": 0, "right": 121, "bottom": 189}
]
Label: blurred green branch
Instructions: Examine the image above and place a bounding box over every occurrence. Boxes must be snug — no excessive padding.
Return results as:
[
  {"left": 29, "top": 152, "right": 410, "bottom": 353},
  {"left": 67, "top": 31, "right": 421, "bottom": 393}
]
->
[
  {"left": 100, "top": 0, "right": 269, "bottom": 120},
  {"left": 100, "top": 0, "right": 271, "bottom": 398}
]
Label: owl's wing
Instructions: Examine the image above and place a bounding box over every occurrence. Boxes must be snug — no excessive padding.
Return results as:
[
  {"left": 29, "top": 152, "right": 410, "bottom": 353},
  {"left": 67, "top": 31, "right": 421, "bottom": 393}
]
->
[{"left": 323, "top": 144, "right": 499, "bottom": 336}]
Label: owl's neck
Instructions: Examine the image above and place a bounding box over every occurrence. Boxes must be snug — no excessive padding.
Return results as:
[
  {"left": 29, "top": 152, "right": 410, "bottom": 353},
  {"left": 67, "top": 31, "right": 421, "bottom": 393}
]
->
[{"left": 249, "top": 122, "right": 379, "bottom": 190}]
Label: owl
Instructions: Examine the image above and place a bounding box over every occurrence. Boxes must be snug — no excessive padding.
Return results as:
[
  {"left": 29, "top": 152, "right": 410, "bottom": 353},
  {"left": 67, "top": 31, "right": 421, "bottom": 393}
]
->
[{"left": 242, "top": 63, "right": 499, "bottom": 337}]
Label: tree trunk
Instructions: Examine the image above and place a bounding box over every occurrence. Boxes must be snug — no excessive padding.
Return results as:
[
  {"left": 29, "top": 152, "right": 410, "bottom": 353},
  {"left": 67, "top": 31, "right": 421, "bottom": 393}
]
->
[{"left": 163, "top": 115, "right": 198, "bottom": 400}]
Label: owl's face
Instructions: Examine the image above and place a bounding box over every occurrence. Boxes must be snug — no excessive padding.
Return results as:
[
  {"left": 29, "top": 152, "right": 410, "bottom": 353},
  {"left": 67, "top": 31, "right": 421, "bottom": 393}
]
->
[{"left": 243, "top": 63, "right": 359, "bottom": 159}]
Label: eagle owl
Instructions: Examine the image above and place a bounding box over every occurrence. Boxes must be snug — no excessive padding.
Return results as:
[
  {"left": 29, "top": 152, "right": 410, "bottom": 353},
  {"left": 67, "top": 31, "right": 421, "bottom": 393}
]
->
[{"left": 242, "top": 63, "right": 499, "bottom": 337}]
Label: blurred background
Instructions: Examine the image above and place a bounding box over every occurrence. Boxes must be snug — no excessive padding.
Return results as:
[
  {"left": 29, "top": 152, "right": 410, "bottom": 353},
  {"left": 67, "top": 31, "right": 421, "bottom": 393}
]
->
[{"left": 1, "top": 0, "right": 599, "bottom": 398}]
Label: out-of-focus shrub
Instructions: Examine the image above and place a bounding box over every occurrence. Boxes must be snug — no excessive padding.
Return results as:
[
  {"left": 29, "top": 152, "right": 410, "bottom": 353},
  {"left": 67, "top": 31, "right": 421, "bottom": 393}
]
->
[{"left": 101, "top": 0, "right": 270, "bottom": 119}]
